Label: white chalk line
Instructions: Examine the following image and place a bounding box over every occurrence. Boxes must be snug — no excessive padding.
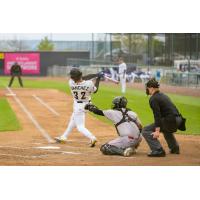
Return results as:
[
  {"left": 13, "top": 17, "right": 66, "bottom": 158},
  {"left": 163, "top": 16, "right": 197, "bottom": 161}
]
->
[
  {"left": 32, "top": 94, "right": 60, "bottom": 117},
  {"left": 5, "top": 87, "right": 54, "bottom": 143},
  {"left": 0, "top": 145, "right": 82, "bottom": 155},
  {"left": 0, "top": 153, "right": 47, "bottom": 159}
]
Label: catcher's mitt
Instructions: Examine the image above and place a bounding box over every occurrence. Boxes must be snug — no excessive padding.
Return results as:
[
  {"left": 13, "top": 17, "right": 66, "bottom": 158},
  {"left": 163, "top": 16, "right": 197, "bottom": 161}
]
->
[{"left": 84, "top": 103, "right": 98, "bottom": 112}]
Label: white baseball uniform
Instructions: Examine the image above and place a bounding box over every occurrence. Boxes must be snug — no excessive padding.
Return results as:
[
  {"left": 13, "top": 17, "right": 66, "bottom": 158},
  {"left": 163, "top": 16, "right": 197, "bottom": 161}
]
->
[
  {"left": 103, "top": 109, "right": 142, "bottom": 149},
  {"left": 61, "top": 79, "right": 97, "bottom": 141},
  {"left": 118, "top": 62, "right": 127, "bottom": 93}
]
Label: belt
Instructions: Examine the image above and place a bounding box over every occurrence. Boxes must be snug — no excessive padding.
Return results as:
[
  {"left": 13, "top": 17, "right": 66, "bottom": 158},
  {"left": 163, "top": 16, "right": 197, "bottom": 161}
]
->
[
  {"left": 76, "top": 100, "right": 91, "bottom": 103},
  {"left": 77, "top": 101, "right": 83, "bottom": 103}
]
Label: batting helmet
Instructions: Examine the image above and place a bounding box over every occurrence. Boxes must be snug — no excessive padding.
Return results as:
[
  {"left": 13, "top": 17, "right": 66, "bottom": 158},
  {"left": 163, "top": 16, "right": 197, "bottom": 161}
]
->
[
  {"left": 112, "top": 96, "right": 127, "bottom": 109},
  {"left": 146, "top": 78, "right": 160, "bottom": 88},
  {"left": 70, "top": 68, "right": 82, "bottom": 81}
]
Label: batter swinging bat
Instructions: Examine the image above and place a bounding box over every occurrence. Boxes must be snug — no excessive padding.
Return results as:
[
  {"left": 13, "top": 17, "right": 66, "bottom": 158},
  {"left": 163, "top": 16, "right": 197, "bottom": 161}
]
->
[{"left": 104, "top": 75, "right": 119, "bottom": 84}]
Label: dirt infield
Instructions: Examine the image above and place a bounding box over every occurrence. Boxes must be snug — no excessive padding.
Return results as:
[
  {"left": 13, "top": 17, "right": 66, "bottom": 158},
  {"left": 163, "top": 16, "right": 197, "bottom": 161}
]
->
[{"left": 0, "top": 87, "right": 200, "bottom": 166}]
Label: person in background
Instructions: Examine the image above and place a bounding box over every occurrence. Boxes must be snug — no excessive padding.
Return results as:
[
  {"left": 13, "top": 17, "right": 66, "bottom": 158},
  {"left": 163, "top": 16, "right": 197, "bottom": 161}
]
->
[
  {"left": 8, "top": 62, "right": 23, "bottom": 87},
  {"left": 118, "top": 57, "right": 127, "bottom": 94}
]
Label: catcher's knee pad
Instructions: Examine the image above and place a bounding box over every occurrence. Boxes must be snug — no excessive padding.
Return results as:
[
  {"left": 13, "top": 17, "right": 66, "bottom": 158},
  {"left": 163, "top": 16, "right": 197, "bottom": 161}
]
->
[{"left": 100, "top": 143, "right": 124, "bottom": 156}]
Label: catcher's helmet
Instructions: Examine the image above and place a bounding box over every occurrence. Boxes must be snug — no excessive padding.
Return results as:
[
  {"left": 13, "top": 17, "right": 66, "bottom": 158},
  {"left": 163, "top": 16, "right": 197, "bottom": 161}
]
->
[
  {"left": 146, "top": 78, "right": 160, "bottom": 88},
  {"left": 112, "top": 96, "right": 127, "bottom": 109},
  {"left": 70, "top": 68, "right": 82, "bottom": 81}
]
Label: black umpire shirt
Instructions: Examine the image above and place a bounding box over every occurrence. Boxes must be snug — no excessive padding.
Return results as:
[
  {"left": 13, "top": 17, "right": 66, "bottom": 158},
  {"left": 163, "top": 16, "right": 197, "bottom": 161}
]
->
[
  {"left": 149, "top": 91, "right": 180, "bottom": 129},
  {"left": 11, "top": 63, "right": 22, "bottom": 76}
]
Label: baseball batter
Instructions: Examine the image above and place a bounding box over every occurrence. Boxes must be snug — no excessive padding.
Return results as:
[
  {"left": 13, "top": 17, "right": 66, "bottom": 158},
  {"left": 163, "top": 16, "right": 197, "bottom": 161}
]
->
[
  {"left": 118, "top": 57, "right": 127, "bottom": 94},
  {"left": 85, "top": 96, "right": 142, "bottom": 156},
  {"left": 55, "top": 68, "right": 101, "bottom": 147}
]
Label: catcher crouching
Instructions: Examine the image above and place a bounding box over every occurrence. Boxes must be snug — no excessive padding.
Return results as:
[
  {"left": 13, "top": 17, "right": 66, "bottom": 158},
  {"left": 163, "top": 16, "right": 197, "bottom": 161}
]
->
[{"left": 85, "top": 96, "right": 142, "bottom": 157}]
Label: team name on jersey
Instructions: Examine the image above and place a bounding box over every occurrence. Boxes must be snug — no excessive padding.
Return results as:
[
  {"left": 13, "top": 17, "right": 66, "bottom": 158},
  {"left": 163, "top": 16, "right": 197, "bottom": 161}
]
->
[{"left": 71, "top": 85, "right": 89, "bottom": 91}]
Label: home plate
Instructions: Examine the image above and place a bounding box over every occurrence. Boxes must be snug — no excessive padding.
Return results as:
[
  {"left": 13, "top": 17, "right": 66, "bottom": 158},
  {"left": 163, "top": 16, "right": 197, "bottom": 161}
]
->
[{"left": 34, "top": 146, "right": 61, "bottom": 150}]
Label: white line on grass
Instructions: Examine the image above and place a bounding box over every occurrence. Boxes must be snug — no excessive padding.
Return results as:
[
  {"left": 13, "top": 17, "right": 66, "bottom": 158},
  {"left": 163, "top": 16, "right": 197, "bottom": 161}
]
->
[
  {"left": 32, "top": 94, "right": 60, "bottom": 116},
  {"left": 6, "top": 87, "right": 54, "bottom": 143}
]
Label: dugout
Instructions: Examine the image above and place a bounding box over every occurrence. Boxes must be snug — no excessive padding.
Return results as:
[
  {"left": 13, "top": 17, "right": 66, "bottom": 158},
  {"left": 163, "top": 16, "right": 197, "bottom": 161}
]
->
[{"left": 0, "top": 51, "right": 90, "bottom": 76}]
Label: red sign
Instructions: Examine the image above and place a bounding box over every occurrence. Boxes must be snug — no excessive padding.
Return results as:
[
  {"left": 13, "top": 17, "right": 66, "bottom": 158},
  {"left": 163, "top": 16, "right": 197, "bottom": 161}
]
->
[{"left": 4, "top": 53, "right": 40, "bottom": 75}]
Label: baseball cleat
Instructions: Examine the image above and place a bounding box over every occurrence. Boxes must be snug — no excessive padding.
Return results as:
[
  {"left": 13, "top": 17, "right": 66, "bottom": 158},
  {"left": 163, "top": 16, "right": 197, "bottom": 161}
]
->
[
  {"left": 123, "top": 147, "right": 136, "bottom": 157},
  {"left": 89, "top": 139, "right": 97, "bottom": 147},
  {"left": 170, "top": 146, "right": 180, "bottom": 154},
  {"left": 54, "top": 136, "right": 67, "bottom": 144},
  {"left": 147, "top": 149, "right": 166, "bottom": 157}
]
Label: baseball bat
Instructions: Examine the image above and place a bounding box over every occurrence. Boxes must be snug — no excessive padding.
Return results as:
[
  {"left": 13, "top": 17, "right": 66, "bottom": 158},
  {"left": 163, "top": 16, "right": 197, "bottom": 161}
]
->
[
  {"left": 82, "top": 73, "right": 98, "bottom": 80},
  {"left": 104, "top": 75, "right": 119, "bottom": 84}
]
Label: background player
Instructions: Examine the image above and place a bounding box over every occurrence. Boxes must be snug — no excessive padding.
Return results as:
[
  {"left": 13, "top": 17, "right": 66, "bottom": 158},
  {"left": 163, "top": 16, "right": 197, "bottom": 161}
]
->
[
  {"left": 118, "top": 57, "right": 127, "bottom": 94},
  {"left": 54, "top": 68, "right": 101, "bottom": 147},
  {"left": 85, "top": 96, "right": 142, "bottom": 156}
]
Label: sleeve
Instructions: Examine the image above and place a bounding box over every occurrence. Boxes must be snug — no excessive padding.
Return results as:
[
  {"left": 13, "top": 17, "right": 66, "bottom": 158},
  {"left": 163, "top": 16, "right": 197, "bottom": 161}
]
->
[
  {"left": 19, "top": 65, "right": 22, "bottom": 74},
  {"left": 10, "top": 65, "right": 13, "bottom": 74},
  {"left": 130, "top": 112, "right": 141, "bottom": 124},
  {"left": 68, "top": 79, "right": 74, "bottom": 86},
  {"left": 88, "top": 80, "right": 97, "bottom": 93},
  {"left": 129, "top": 111, "right": 142, "bottom": 128},
  {"left": 103, "top": 110, "right": 116, "bottom": 122},
  {"left": 150, "top": 97, "right": 162, "bottom": 128}
]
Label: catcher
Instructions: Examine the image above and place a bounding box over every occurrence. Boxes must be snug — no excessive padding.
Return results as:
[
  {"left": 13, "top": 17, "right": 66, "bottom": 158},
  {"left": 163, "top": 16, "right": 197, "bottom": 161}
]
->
[{"left": 85, "top": 96, "right": 142, "bottom": 157}]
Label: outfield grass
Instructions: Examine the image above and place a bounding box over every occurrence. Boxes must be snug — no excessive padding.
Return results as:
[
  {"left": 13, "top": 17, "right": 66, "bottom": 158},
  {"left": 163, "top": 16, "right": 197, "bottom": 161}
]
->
[
  {"left": 0, "top": 98, "right": 21, "bottom": 131},
  {"left": 0, "top": 77, "right": 200, "bottom": 134}
]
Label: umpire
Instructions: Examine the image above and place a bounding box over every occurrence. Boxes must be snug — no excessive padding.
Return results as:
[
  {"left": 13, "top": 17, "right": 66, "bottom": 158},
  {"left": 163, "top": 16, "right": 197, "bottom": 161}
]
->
[
  {"left": 8, "top": 62, "right": 23, "bottom": 87},
  {"left": 142, "top": 78, "right": 185, "bottom": 157}
]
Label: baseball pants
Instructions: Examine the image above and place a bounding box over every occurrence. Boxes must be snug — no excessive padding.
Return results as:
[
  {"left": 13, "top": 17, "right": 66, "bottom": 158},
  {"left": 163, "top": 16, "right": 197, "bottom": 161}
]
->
[
  {"left": 8, "top": 75, "right": 23, "bottom": 87},
  {"left": 108, "top": 135, "right": 142, "bottom": 149},
  {"left": 142, "top": 123, "right": 179, "bottom": 151},
  {"left": 119, "top": 74, "right": 126, "bottom": 94},
  {"left": 62, "top": 112, "right": 96, "bottom": 140}
]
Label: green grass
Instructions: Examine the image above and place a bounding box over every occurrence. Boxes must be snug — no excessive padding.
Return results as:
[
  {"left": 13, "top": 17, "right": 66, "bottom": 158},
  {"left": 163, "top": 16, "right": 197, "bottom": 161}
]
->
[
  {"left": 0, "top": 98, "right": 21, "bottom": 131},
  {"left": 0, "top": 76, "right": 200, "bottom": 135}
]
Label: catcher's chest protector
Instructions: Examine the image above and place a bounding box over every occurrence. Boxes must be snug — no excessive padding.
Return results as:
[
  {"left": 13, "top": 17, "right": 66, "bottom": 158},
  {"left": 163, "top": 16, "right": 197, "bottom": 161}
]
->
[{"left": 114, "top": 109, "right": 137, "bottom": 135}]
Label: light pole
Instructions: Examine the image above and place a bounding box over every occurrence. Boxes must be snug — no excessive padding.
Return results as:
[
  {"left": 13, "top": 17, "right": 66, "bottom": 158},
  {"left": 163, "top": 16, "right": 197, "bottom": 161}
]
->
[
  {"left": 91, "top": 33, "right": 94, "bottom": 60},
  {"left": 110, "top": 33, "right": 112, "bottom": 61}
]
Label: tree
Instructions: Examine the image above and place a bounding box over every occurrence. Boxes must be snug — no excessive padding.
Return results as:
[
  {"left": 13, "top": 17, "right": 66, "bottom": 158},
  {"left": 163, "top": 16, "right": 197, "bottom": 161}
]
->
[
  {"left": 37, "top": 36, "right": 54, "bottom": 51},
  {"left": 113, "top": 34, "right": 147, "bottom": 62}
]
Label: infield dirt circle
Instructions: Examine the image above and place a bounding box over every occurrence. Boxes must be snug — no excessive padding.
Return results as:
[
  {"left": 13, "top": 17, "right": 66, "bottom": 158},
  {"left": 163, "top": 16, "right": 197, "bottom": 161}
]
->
[{"left": 0, "top": 83, "right": 200, "bottom": 166}]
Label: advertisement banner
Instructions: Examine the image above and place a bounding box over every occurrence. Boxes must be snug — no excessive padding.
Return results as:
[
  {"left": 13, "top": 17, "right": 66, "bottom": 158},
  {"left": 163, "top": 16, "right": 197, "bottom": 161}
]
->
[{"left": 4, "top": 53, "right": 40, "bottom": 75}]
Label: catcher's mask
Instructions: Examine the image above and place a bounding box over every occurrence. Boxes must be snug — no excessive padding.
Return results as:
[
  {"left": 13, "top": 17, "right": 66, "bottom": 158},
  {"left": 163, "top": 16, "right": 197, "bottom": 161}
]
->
[
  {"left": 70, "top": 68, "right": 82, "bottom": 82},
  {"left": 145, "top": 78, "right": 160, "bottom": 95},
  {"left": 112, "top": 96, "right": 127, "bottom": 109}
]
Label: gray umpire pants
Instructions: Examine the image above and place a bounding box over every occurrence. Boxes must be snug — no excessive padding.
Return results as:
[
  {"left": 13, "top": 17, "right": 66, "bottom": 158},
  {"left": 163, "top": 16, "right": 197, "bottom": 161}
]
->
[{"left": 142, "top": 122, "right": 180, "bottom": 151}]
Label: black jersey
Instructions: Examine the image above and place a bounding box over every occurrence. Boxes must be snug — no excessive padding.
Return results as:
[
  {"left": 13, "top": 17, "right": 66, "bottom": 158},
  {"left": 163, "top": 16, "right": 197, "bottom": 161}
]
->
[{"left": 149, "top": 91, "right": 180, "bottom": 128}]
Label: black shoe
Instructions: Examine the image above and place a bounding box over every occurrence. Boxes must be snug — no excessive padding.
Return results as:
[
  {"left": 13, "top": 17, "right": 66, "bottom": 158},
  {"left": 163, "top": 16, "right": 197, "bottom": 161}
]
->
[
  {"left": 148, "top": 149, "right": 166, "bottom": 157},
  {"left": 170, "top": 146, "right": 180, "bottom": 154}
]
